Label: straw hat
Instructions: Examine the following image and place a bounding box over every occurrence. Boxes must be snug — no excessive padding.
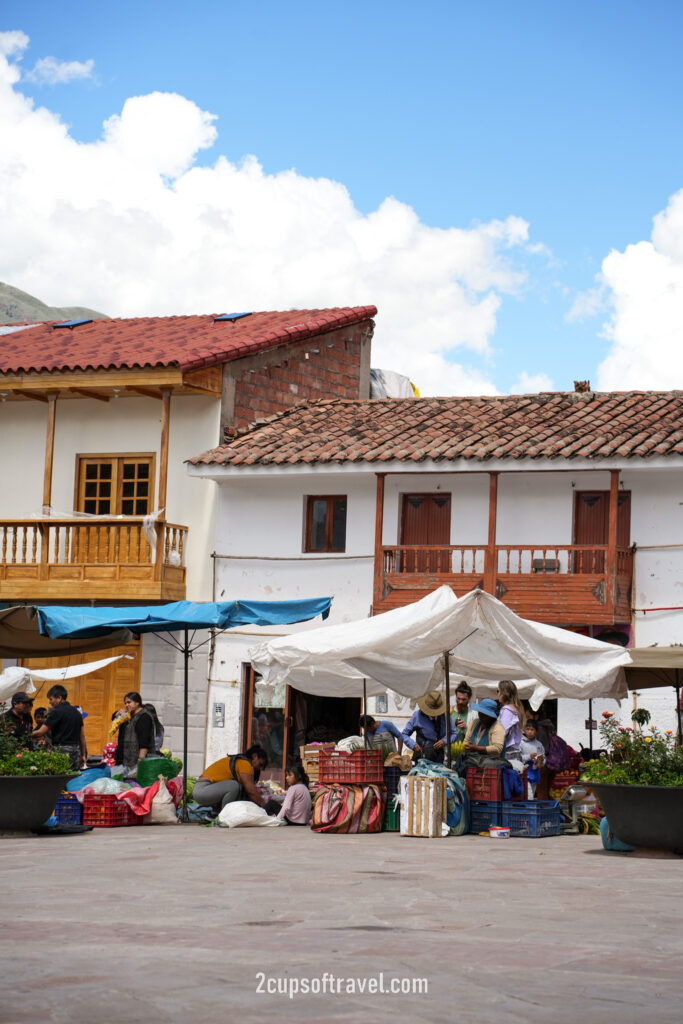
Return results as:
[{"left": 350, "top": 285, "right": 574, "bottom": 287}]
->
[{"left": 417, "top": 690, "right": 446, "bottom": 717}]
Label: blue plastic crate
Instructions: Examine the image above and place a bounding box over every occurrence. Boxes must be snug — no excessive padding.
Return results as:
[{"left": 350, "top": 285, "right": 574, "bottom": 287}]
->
[
  {"left": 468, "top": 800, "right": 502, "bottom": 834},
  {"left": 54, "top": 792, "right": 83, "bottom": 825},
  {"left": 500, "top": 800, "right": 561, "bottom": 837}
]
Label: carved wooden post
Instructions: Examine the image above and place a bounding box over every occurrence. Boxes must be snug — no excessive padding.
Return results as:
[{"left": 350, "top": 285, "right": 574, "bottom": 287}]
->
[
  {"left": 42, "top": 393, "right": 57, "bottom": 514},
  {"left": 372, "top": 473, "right": 386, "bottom": 613},
  {"left": 484, "top": 472, "right": 499, "bottom": 594},
  {"left": 606, "top": 469, "right": 619, "bottom": 615},
  {"left": 155, "top": 389, "right": 171, "bottom": 583}
]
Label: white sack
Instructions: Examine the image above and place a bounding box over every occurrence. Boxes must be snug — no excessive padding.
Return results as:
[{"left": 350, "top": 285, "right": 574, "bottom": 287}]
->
[
  {"left": 251, "top": 587, "right": 630, "bottom": 703},
  {"left": 146, "top": 779, "right": 178, "bottom": 825},
  {"left": 82, "top": 778, "right": 130, "bottom": 795},
  {"left": 217, "top": 801, "right": 281, "bottom": 828}
]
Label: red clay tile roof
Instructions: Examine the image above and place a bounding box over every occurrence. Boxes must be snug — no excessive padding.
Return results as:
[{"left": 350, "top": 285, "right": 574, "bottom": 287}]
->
[
  {"left": 0, "top": 307, "right": 377, "bottom": 374},
  {"left": 188, "top": 391, "right": 683, "bottom": 466}
]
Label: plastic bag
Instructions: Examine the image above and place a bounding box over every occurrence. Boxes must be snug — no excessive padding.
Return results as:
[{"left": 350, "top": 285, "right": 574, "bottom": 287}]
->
[
  {"left": 217, "top": 801, "right": 281, "bottom": 828},
  {"left": 146, "top": 779, "right": 179, "bottom": 825},
  {"left": 83, "top": 777, "right": 130, "bottom": 796},
  {"left": 65, "top": 765, "right": 111, "bottom": 791}
]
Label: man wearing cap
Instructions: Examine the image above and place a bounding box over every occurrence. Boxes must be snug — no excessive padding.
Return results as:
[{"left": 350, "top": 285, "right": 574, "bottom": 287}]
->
[
  {"left": 401, "top": 690, "right": 450, "bottom": 764},
  {"left": 1, "top": 692, "right": 35, "bottom": 742},
  {"left": 463, "top": 698, "right": 505, "bottom": 756}
]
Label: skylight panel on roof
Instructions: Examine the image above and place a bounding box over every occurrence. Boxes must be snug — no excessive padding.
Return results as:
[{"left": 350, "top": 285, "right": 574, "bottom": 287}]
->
[
  {"left": 213, "top": 312, "right": 252, "bottom": 323},
  {"left": 52, "top": 319, "right": 93, "bottom": 330}
]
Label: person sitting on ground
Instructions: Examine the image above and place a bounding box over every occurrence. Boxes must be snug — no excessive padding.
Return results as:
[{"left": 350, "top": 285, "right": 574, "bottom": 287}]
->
[
  {"left": 193, "top": 745, "right": 268, "bottom": 811},
  {"left": 31, "top": 684, "right": 86, "bottom": 770},
  {"left": 451, "top": 681, "right": 474, "bottom": 742},
  {"left": 114, "top": 692, "right": 159, "bottom": 774},
  {"left": 2, "top": 692, "right": 35, "bottom": 742},
  {"left": 359, "top": 715, "right": 404, "bottom": 754},
  {"left": 463, "top": 698, "right": 505, "bottom": 756},
  {"left": 402, "top": 691, "right": 450, "bottom": 763},
  {"left": 520, "top": 719, "right": 545, "bottom": 798},
  {"left": 264, "top": 763, "right": 312, "bottom": 825},
  {"left": 497, "top": 679, "right": 526, "bottom": 771}
]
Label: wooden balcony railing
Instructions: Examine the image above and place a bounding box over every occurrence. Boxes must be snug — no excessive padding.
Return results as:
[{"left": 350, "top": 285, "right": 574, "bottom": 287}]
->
[
  {"left": 377, "top": 543, "right": 633, "bottom": 624},
  {"left": 0, "top": 518, "right": 188, "bottom": 601}
]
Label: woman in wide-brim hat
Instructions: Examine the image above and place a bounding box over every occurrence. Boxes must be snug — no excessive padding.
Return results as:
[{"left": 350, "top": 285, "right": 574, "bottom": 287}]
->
[{"left": 402, "top": 690, "right": 449, "bottom": 764}]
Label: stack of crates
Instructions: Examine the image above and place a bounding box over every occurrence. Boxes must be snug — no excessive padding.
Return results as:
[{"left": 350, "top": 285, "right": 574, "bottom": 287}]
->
[
  {"left": 299, "top": 743, "right": 336, "bottom": 783},
  {"left": 465, "top": 767, "right": 560, "bottom": 837}
]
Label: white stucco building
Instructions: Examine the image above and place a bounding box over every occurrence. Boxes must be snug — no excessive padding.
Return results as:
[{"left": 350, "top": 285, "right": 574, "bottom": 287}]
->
[{"left": 189, "top": 389, "right": 683, "bottom": 769}]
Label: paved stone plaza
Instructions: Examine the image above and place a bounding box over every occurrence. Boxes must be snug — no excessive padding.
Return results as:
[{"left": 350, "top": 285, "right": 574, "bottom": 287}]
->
[{"left": 1, "top": 826, "right": 680, "bottom": 1024}]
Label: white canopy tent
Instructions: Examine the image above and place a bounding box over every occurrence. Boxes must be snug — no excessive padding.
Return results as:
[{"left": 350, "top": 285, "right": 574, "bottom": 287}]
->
[
  {"left": 250, "top": 587, "right": 632, "bottom": 708},
  {"left": 0, "top": 654, "right": 131, "bottom": 705}
]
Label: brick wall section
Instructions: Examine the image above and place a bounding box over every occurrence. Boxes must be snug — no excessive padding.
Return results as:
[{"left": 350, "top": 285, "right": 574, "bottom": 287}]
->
[{"left": 226, "top": 322, "right": 372, "bottom": 435}]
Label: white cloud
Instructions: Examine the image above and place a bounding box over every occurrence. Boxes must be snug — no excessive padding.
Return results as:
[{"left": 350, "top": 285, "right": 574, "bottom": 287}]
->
[
  {"left": 0, "top": 30, "right": 534, "bottom": 397},
  {"left": 26, "top": 56, "right": 95, "bottom": 86},
  {"left": 510, "top": 371, "right": 554, "bottom": 394},
  {"left": 565, "top": 284, "right": 606, "bottom": 323},
  {"left": 597, "top": 188, "right": 683, "bottom": 390}
]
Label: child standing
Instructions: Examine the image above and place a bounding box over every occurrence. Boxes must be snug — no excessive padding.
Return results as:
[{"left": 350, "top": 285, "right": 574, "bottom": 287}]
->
[{"left": 520, "top": 719, "right": 545, "bottom": 798}]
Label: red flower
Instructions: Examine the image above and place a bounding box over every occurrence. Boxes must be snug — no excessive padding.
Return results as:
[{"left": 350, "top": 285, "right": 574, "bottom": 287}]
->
[{"left": 602, "top": 711, "right": 614, "bottom": 718}]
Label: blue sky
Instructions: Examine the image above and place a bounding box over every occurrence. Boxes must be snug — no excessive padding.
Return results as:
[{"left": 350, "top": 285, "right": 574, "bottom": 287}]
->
[{"left": 3, "top": 1, "right": 683, "bottom": 394}]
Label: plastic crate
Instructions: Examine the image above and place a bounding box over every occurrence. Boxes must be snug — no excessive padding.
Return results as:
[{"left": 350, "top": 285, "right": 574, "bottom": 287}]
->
[
  {"left": 383, "top": 801, "right": 400, "bottom": 832},
  {"left": 299, "top": 743, "right": 335, "bottom": 782},
  {"left": 54, "top": 791, "right": 83, "bottom": 825},
  {"left": 468, "top": 800, "right": 502, "bottom": 834},
  {"left": 466, "top": 768, "right": 503, "bottom": 801},
  {"left": 383, "top": 765, "right": 408, "bottom": 797},
  {"left": 500, "top": 800, "right": 562, "bottom": 838},
  {"left": 318, "top": 749, "right": 384, "bottom": 784},
  {"left": 82, "top": 794, "right": 144, "bottom": 828}
]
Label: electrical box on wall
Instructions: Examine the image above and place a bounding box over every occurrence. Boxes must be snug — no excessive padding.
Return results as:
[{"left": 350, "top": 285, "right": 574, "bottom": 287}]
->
[{"left": 213, "top": 703, "right": 225, "bottom": 728}]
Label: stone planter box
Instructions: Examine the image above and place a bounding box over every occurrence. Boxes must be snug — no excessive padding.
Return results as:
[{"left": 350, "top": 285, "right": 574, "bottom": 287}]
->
[
  {"left": 587, "top": 781, "right": 683, "bottom": 852},
  {"left": 0, "top": 775, "right": 77, "bottom": 830}
]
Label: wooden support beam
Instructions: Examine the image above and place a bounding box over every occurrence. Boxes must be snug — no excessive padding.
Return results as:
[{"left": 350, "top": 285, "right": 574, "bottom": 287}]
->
[
  {"left": 128, "top": 387, "right": 163, "bottom": 400},
  {"left": 484, "top": 472, "right": 499, "bottom": 594},
  {"left": 158, "top": 389, "right": 171, "bottom": 515},
  {"left": 70, "top": 388, "right": 110, "bottom": 402},
  {"left": 606, "top": 469, "right": 620, "bottom": 614},
  {"left": 42, "top": 394, "right": 58, "bottom": 513},
  {"left": 15, "top": 390, "right": 49, "bottom": 403},
  {"left": 372, "top": 473, "right": 386, "bottom": 613}
]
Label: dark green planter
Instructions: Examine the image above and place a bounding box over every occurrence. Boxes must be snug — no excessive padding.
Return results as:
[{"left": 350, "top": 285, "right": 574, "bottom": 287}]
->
[
  {"left": 0, "top": 775, "right": 77, "bottom": 830},
  {"left": 587, "top": 781, "right": 683, "bottom": 852}
]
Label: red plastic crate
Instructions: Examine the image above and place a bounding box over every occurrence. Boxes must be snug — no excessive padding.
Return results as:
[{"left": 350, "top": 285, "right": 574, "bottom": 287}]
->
[
  {"left": 466, "top": 767, "right": 503, "bottom": 801},
  {"left": 82, "top": 794, "right": 144, "bottom": 828},
  {"left": 318, "top": 749, "right": 384, "bottom": 784},
  {"left": 466, "top": 767, "right": 527, "bottom": 801}
]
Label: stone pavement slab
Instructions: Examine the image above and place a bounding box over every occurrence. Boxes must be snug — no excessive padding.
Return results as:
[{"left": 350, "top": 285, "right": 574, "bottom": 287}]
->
[{"left": 0, "top": 826, "right": 681, "bottom": 1024}]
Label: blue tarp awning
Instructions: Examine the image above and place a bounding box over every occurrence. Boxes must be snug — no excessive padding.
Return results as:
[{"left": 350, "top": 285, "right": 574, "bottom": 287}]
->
[{"left": 36, "top": 598, "right": 332, "bottom": 640}]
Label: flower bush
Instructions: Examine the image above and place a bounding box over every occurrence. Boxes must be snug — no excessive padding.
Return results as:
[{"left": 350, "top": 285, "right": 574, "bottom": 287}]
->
[
  {"left": 581, "top": 708, "right": 683, "bottom": 787},
  {"left": 0, "top": 728, "right": 73, "bottom": 777}
]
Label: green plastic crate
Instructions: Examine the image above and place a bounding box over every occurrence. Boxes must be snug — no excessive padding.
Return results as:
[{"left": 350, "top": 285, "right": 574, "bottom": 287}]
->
[{"left": 383, "top": 802, "right": 400, "bottom": 832}]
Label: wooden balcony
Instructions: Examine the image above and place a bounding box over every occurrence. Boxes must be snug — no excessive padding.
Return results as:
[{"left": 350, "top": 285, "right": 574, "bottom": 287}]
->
[
  {"left": 374, "top": 544, "right": 634, "bottom": 624},
  {"left": 0, "top": 518, "right": 187, "bottom": 602}
]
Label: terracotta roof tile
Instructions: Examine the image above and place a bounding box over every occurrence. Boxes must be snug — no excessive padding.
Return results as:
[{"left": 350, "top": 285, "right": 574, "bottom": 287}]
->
[
  {"left": 0, "top": 307, "right": 377, "bottom": 374},
  {"left": 187, "top": 391, "right": 683, "bottom": 467}
]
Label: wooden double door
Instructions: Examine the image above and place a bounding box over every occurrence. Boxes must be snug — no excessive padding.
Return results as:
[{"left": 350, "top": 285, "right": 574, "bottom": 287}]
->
[
  {"left": 400, "top": 493, "right": 451, "bottom": 572},
  {"left": 573, "top": 491, "right": 631, "bottom": 572}
]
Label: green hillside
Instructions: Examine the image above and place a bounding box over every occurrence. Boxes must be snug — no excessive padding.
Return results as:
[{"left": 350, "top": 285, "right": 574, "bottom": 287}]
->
[{"left": 0, "top": 282, "right": 108, "bottom": 324}]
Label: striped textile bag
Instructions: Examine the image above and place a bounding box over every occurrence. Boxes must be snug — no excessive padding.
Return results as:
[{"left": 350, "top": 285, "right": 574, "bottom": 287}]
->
[{"left": 311, "top": 783, "right": 385, "bottom": 833}]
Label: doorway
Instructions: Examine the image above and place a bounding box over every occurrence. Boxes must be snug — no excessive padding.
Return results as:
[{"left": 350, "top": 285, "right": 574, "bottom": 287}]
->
[
  {"left": 573, "top": 490, "right": 631, "bottom": 572},
  {"left": 400, "top": 492, "right": 451, "bottom": 572}
]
